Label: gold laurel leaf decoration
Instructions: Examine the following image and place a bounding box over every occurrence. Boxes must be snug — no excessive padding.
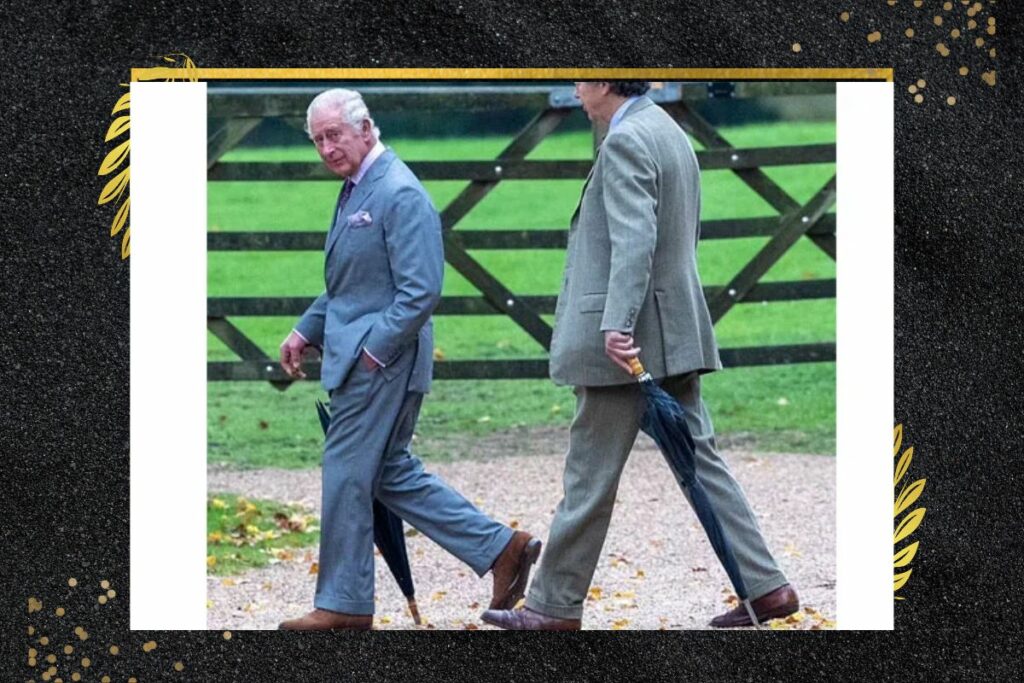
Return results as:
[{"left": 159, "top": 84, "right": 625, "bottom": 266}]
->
[
  {"left": 112, "top": 92, "right": 130, "bottom": 114},
  {"left": 99, "top": 140, "right": 130, "bottom": 177},
  {"left": 105, "top": 115, "right": 130, "bottom": 142},
  {"left": 111, "top": 197, "right": 130, "bottom": 237},
  {"left": 894, "top": 424, "right": 926, "bottom": 600},
  {"left": 121, "top": 227, "right": 131, "bottom": 259},
  {"left": 98, "top": 167, "right": 130, "bottom": 206}
]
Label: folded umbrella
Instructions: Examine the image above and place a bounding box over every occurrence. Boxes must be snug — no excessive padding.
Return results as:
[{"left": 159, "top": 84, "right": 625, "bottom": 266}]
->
[
  {"left": 316, "top": 400, "right": 422, "bottom": 625},
  {"left": 628, "top": 358, "right": 760, "bottom": 627}
]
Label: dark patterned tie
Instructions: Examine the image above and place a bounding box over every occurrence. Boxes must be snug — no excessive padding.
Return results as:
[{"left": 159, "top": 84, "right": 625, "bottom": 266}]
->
[{"left": 336, "top": 180, "right": 355, "bottom": 221}]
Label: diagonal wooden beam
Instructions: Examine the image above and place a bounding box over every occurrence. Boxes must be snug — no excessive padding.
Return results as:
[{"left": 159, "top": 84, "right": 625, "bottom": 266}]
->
[
  {"left": 708, "top": 176, "right": 837, "bottom": 323},
  {"left": 207, "top": 119, "right": 261, "bottom": 171},
  {"left": 440, "top": 107, "right": 571, "bottom": 229},
  {"left": 207, "top": 316, "right": 291, "bottom": 391},
  {"left": 666, "top": 101, "right": 836, "bottom": 260}
]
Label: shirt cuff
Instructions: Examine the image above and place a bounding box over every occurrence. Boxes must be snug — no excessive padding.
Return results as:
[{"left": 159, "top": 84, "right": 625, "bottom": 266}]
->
[
  {"left": 362, "top": 347, "right": 387, "bottom": 368},
  {"left": 283, "top": 328, "right": 309, "bottom": 346}
]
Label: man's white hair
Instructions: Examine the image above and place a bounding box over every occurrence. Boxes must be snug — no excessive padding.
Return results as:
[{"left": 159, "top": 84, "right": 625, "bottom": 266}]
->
[{"left": 305, "top": 88, "right": 382, "bottom": 139}]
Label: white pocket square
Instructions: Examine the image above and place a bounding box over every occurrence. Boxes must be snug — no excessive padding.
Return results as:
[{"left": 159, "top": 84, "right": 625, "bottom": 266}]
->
[{"left": 346, "top": 210, "right": 373, "bottom": 228}]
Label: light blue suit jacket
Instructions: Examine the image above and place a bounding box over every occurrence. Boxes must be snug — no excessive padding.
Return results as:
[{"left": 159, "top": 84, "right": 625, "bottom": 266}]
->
[{"left": 295, "top": 149, "right": 443, "bottom": 394}]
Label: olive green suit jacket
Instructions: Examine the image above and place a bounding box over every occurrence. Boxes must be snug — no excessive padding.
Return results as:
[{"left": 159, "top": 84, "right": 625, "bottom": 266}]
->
[{"left": 549, "top": 96, "right": 722, "bottom": 387}]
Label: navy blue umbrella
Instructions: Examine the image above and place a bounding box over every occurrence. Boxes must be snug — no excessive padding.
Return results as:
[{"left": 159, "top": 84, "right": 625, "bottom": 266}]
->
[
  {"left": 628, "top": 358, "right": 760, "bottom": 627},
  {"left": 316, "top": 400, "right": 421, "bottom": 625}
]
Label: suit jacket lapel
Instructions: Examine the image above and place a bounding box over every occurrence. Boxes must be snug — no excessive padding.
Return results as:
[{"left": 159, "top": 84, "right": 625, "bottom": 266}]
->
[{"left": 324, "top": 149, "right": 395, "bottom": 259}]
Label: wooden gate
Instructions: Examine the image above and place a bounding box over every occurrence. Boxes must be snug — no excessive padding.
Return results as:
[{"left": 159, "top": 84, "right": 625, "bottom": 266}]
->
[{"left": 206, "top": 82, "right": 836, "bottom": 388}]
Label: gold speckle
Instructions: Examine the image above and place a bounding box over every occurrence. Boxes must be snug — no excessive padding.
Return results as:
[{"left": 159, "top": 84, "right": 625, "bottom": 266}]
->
[
  {"left": 29, "top": 648, "right": 38, "bottom": 658},
  {"left": 943, "top": 1, "right": 952, "bottom": 9},
  {"left": 914, "top": 0, "right": 923, "bottom": 6},
  {"left": 840, "top": 11, "right": 849, "bottom": 22},
  {"left": 106, "top": 589, "right": 116, "bottom": 599},
  {"left": 223, "top": 630, "right": 233, "bottom": 640},
  {"left": 80, "top": 658, "right": 90, "bottom": 668},
  {"left": 946, "top": 96, "right": 957, "bottom": 106},
  {"left": 867, "top": 31, "right": 882, "bottom": 43},
  {"left": 55, "top": 607, "right": 65, "bottom": 617},
  {"left": 975, "top": 37, "right": 985, "bottom": 47},
  {"left": 968, "top": 19, "right": 977, "bottom": 29},
  {"left": 46, "top": 654, "right": 57, "bottom": 664},
  {"left": 72, "top": 674, "right": 81, "bottom": 682},
  {"left": 951, "top": 28, "right": 961, "bottom": 38},
  {"left": 39, "top": 637, "right": 50, "bottom": 646},
  {"left": 97, "top": 595, "right": 107, "bottom": 605},
  {"left": 174, "top": 662, "right": 185, "bottom": 672},
  {"left": 28, "top": 626, "right": 35, "bottom": 635},
  {"left": 28, "top": 597, "right": 43, "bottom": 614},
  {"left": 791, "top": 42, "right": 802, "bottom": 53},
  {"left": 986, "top": 25, "right": 995, "bottom": 35},
  {"left": 142, "top": 640, "right": 158, "bottom": 653},
  {"left": 67, "top": 578, "right": 77, "bottom": 588},
  {"left": 905, "top": 28, "right": 915, "bottom": 37},
  {"left": 917, "top": 78, "right": 927, "bottom": 88},
  {"left": 108, "top": 645, "right": 119, "bottom": 656},
  {"left": 972, "top": 2, "right": 981, "bottom": 11},
  {"left": 988, "top": 17, "right": 995, "bottom": 26},
  {"left": 933, "top": 16, "right": 943, "bottom": 26},
  {"left": 100, "top": 581, "right": 110, "bottom": 590},
  {"left": 29, "top": 657, "right": 37, "bottom": 667},
  {"left": 908, "top": 84, "right": 918, "bottom": 94},
  {"left": 63, "top": 645, "right": 73, "bottom": 655},
  {"left": 981, "top": 70, "right": 996, "bottom": 86},
  {"left": 129, "top": 678, "right": 138, "bottom": 683},
  {"left": 959, "top": 66, "right": 969, "bottom": 75},
  {"left": 101, "top": 677, "right": 111, "bottom": 683},
  {"left": 967, "top": 6, "right": 977, "bottom": 17},
  {"left": 914, "top": 94, "right": 924, "bottom": 104},
  {"left": 936, "top": 42, "right": 950, "bottom": 56},
  {"left": 989, "top": 48, "right": 996, "bottom": 58}
]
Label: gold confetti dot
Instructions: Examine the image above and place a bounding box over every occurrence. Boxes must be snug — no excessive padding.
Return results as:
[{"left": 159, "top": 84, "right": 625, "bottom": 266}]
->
[
  {"left": 63, "top": 645, "right": 73, "bottom": 655},
  {"left": 989, "top": 48, "right": 996, "bottom": 58},
  {"left": 943, "top": 1, "right": 952, "bottom": 9},
  {"left": 28, "top": 626, "right": 35, "bottom": 635},
  {"left": 106, "top": 590, "right": 116, "bottom": 599},
  {"left": 951, "top": 28, "right": 961, "bottom": 38},
  {"left": 867, "top": 31, "right": 882, "bottom": 43},
  {"left": 67, "top": 578, "right": 77, "bottom": 588},
  {"left": 55, "top": 607, "right": 65, "bottom": 617},
  {"left": 947, "top": 96, "right": 957, "bottom": 106},
  {"left": 967, "top": 7, "right": 977, "bottom": 17},
  {"left": 905, "top": 28, "right": 914, "bottom": 37},
  {"left": 129, "top": 678, "right": 137, "bottom": 683},
  {"left": 97, "top": 595, "right": 107, "bottom": 605},
  {"left": 840, "top": 11, "right": 849, "bottom": 22},
  {"left": 986, "top": 25, "right": 995, "bottom": 35},
  {"left": 959, "top": 66, "right": 969, "bottom": 75},
  {"left": 791, "top": 42, "right": 802, "bottom": 53},
  {"left": 109, "top": 645, "right": 119, "bottom": 656},
  {"left": 29, "top": 657, "right": 37, "bottom": 667},
  {"left": 80, "top": 658, "right": 90, "bottom": 668},
  {"left": 174, "top": 662, "right": 185, "bottom": 672},
  {"left": 936, "top": 42, "right": 950, "bottom": 56},
  {"left": 29, "top": 648, "right": 38, "bottom": 658},
  {"left": 917, "top": 78, "right": 927, "bottom": 88},
  {"left": 972, "top": 2, "right": 981, "bottom": 12},
  {"left": 988, "top": 17, "right": 995, "bottom": 26},
  {"left": 46, "top": 654, "right": 57, "bottom": 664},
  {"left": 100, "top": 581, "right": 110, "bottom": 590},
  {"left": 39, "top": 637, "right": 49, "bottom": 646},
  {"left": 102, "top": 677, "right": 111, "bottom": 683},
  {"left": 222, "top": 631, "right": 233, "bottom": 640},
  {"left": 908, "top": 84, "right": 918, "bottom": 93},
  {"left": 72, "top": 674, "right": 81, "bottom": 682},
  {"left": 914, "top": 0, "right": 923, "bottom": 6},
  {"left": 968, "top": 19, "right": 977, "bottom": 29},
  {"left": 981, "top": 70, "right": 996, "bottom": 86},
  {"left": 142, "top": 640, "right": 158, "bottom": 653},
  {"left": 914, "top": 94, "right": 924, "bottom": 104},
  {"left": 975, "top": 37, "right": 985, "bottom": 47},
  {"left": 933, "top": 16, "right": 943, "bottom": 26}
]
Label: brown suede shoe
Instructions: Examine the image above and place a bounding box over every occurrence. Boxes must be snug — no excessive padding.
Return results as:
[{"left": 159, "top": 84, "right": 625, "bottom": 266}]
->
[
  {"left": 710, "top": 584, "right": 800, "bottom": 628},
  {"left": 481, "top": 607, "right": 581, "bottom": 631},
  {"left": 278, "top": 608, "right": 372, "bottom": 631},
  {"left": 489, "top": 531, "right": 542, "bottom": 610}
]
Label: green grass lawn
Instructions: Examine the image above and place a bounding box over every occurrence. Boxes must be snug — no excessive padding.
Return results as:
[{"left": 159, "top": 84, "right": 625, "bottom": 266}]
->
[
  {"left": 208, "top": 122, "right": 836, "bottom": 468},
  {"left": 207, "top": 493, "right": 320, "bottom": 575}
]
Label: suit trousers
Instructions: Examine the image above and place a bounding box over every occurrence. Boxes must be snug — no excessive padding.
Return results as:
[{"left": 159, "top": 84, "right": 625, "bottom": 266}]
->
[
  {"left": 314, "top": 346, "right": 514, "bottom": 615},
  {"left": 526, "top": 372, "right": 788, "bottom": 620}
]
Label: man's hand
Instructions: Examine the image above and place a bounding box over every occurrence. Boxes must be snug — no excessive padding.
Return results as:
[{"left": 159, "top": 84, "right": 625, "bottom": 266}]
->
[
  {"left": 279, "top": 331, "right": 310, "bottom": 379},
  {"left": 604, "top": 330, "right": 641, "bottom": 374},
  {"left": 360, "top": 349, "right": 381, "bottom": 372}
]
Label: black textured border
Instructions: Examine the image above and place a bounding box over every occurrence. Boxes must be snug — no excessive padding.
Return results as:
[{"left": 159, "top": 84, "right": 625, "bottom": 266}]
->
[{"left": 2, "top": 0, "right": 1021, "bottom": 678}]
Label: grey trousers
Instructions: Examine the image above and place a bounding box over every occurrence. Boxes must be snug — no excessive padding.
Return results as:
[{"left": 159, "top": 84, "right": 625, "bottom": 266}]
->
[
  {"left": 314, "top": 347, "right": 514, "bottom": 615},
  {"left": 526, "top": 373, "right": 788, "bottom": 620}
]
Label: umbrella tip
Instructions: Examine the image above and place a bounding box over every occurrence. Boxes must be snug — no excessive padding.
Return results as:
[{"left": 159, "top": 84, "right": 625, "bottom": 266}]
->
[{"left": 407, "top": 598, "right": 422, "bottom": 626}]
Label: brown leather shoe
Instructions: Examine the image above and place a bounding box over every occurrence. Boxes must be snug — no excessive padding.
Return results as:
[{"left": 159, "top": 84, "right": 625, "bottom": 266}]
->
[
  {"left": 488, "top": 531, "right": 542, "bottom": 610},
  {"left": 278, "top": 608, "right": 372, "bottom": 631},
  {"left": 710, "top": 584, "right": 800, "bottom": 628},
  {"left": 481, "top": 607, "right": 581, "bottom": 631}
]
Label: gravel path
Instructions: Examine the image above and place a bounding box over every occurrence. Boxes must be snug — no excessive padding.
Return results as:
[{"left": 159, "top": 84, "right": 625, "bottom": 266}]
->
[{"left": 207, "top": 434, "right": 835, "bottom": 630}]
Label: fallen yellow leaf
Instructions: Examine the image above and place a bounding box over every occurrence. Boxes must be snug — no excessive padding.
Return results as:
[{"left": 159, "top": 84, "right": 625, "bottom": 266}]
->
[
  {"left": 611, "top": 618, "right": 630, "bottom": 630},
  {"left": 431, "top": 591, "right": 447, "bottom": 602},
  {"left": 587, "top": 587, "right": 603, "bottom": 601},
  {"left": 206, "top": 556, "right": 217, "bottom": 568}
]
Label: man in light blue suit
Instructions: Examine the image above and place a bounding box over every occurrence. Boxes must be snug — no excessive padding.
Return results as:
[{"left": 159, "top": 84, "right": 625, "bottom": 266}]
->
[{"left": 278, "top": 89, "right": 540, "bottom": 630}]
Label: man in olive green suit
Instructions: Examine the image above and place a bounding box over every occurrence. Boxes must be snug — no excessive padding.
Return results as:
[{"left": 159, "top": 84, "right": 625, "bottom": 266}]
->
[{"left": 483, "top": 82, "right": 799, "bottom": 630}]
